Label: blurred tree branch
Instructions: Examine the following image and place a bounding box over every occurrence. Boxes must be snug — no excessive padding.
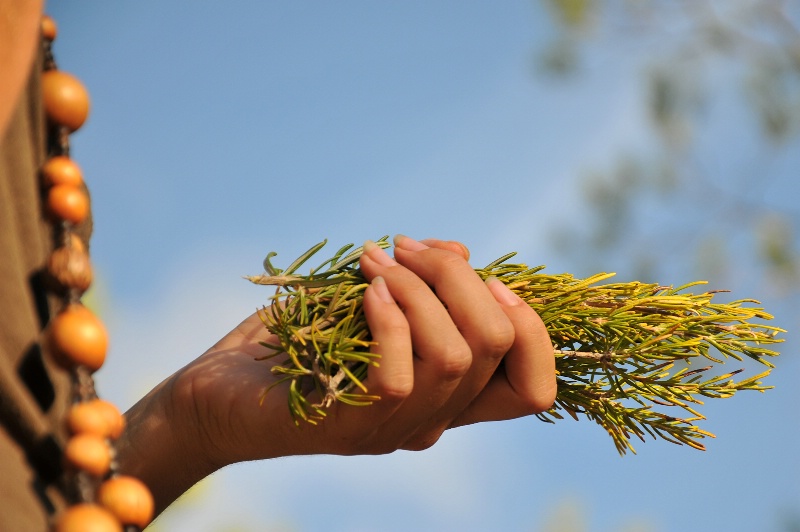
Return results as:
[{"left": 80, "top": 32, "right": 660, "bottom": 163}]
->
[{"left": 539, "top": 0, "right": 800, "bottom": 292}]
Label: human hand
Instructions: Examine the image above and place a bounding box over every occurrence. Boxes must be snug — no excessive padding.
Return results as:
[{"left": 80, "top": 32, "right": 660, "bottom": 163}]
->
[
  {"left": 174, "top": 234, "right": 555, "bottom": 456},
  {"left": 351, "top": 235, "right": 557, "bottom": 450},
  {"left": 118, "top": 235, "right": 556, "bottom": 514}
]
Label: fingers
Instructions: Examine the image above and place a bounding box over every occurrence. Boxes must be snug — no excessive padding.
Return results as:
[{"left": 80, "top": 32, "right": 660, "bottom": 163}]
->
[
  {"left": 358, "top": 236, "right": 524, "bottom": 447},
  {"left": 359, "top": 241, "right": 472, "bottom": 379},
  {"left": 451, "top": 277, "right": 557, "bottom": 427},
  {"left": 390, "top": 236, "right": 519, "bottom": 441},
  {"left": 337, "top": 235, "right": 555, "bottom": 451},
  {"left": 313, "top": 273, "right": 414, "bottom": 452},
  {"left": 358, "top": 241, "right": 473, "bottom": 446},
  {"left": 484, "top": 277, "right": 556, "bottom": 413},
  {"left": 392, "top": 235, "right": 514, "bottom": 371},
  {"left": 360, "top": 277, "right": 414, "bottom": 403},
  {"left": 396, "top": 239, "right": 556, "bottom": 419}
]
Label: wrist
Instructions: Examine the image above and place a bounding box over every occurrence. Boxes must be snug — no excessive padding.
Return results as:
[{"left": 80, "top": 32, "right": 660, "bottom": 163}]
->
[{"left": 116, "top": 371, "right": 222, "bottom": 518}]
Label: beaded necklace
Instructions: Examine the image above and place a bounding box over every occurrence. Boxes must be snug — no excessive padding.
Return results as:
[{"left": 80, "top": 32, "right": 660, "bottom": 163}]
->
[{"left": 40, "top": 15, "right": 154, "bottom": 532}]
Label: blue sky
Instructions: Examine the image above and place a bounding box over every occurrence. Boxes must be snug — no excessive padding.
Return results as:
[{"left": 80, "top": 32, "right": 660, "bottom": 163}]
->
[{"left": 48, "top": 2, "right": 799, "bottom": 531}]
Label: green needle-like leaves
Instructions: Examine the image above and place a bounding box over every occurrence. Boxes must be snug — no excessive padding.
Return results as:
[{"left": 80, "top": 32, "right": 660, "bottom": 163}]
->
[{"left": 246, "top": 239, "right": 783, "bottom": 454}]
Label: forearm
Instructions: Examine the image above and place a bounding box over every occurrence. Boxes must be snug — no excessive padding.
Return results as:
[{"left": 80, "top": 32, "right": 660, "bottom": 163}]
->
[{"left": 115, "top": 376, "right": 221, "bottom": 519}]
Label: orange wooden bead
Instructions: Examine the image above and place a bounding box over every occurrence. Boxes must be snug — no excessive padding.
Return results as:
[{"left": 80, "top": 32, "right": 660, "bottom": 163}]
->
[
  {"left": 95, "top": 399, "right": 126, "bottom": 439},
  {"left": 49, "top": 304, "right": 108, "bottom": 371},
  {"left": 66, "top": 401, "right": 106, "bottom": 436},
  {"left": 42, "top": 156, "right": 83, "bottom": 187},
  {"left": 41, "top": 15, "right": 58, "bottom": 42},
  {"left": 54, "top": 503, "right": 122, "bottom": 532},
  {"left": 42, "top": 70, "right": 90, "bottom": 131},
  {"left": 63, "top": 433, "right": 112, "bottom": 477},
  {"left": 48, "top": 184, "right": 89, "bottom": 224},
  {"left": 97, "top": 476, "right": 155, "bottom": 528},
  {"left": 67, "top": 399, "right": 124, "bottom": 439}
]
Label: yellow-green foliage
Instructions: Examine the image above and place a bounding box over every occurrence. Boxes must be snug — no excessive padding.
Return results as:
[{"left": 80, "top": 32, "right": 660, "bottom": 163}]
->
[{"left": 247, "top": 238, "right": 782, "bottom": 455}]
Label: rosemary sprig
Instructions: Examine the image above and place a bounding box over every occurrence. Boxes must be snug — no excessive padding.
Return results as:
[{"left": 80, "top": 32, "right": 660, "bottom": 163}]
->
[{"left": 246, "top": 239, "right": 783, "bottom": 454}]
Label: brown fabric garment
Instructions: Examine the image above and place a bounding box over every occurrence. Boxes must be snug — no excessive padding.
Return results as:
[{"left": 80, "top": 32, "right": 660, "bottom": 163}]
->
[{"left": 0, "top": 44, "right": 92, "bottom": 530}]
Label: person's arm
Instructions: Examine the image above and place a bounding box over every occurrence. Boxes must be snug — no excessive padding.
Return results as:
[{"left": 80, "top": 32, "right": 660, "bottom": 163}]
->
[
  {"left": 114, "top": 372, "right": 222, "bottom": 517},
  {"left": 116, "top": 235, "right": 557, "bottom": 518}
]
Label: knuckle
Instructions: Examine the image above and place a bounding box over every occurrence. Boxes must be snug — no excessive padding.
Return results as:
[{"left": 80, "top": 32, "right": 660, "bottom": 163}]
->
[
  {"left": 416, "top": 249, "right": 470, "bottom": 283},
  {"left": 377, "top": 377, "right": 414, "bottom": 403},
  {"left": 434, "top": 250, "right": 468, "bottom": 274},
  {"left": 431, "top": 343, "right": 472, "bottom": 380},
  {"left": 380, "top": 321, "right": 411, "bottom": 339},
  {"left": 477, "top": 319, "right": 515, "bottom": 361}
]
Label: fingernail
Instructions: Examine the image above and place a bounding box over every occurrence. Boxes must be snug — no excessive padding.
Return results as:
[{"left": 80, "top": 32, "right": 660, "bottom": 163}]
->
[
  {"left": 486, "top": 276, "right": 522, "bottom": 306},
  {"left": 363, "top": 240, "right": 397, "bottom": 266},
  {"left": 371, "top": 276, "right": 394, "bottom": 303},
  {"left": 393, "top": 234, "right": 429, "bottom": 251}
]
